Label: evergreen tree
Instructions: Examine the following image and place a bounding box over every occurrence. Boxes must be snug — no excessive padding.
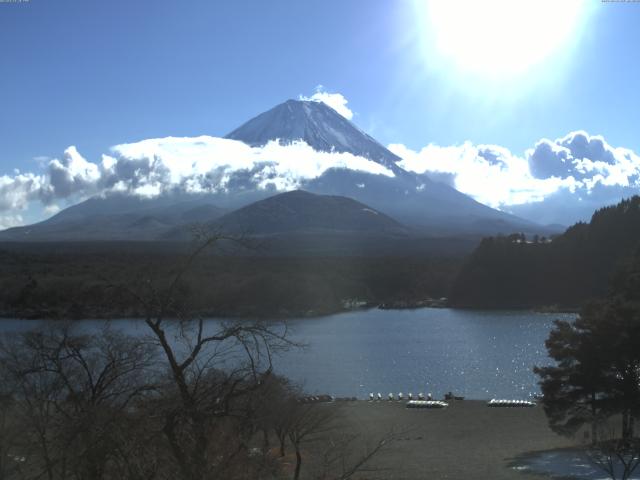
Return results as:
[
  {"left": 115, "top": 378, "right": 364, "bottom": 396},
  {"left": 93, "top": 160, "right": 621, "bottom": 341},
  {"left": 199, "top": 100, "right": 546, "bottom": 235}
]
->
[
  {"left": 534, "top": 313, "right": 610, "bottom": 440},
  {"left": 535, "top": 250, "right": 640, "bottom": 442}
]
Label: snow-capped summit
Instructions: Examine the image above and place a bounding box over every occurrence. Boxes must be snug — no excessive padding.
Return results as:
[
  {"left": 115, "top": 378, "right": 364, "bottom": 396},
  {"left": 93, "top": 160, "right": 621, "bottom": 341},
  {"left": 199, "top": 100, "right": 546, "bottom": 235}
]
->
[{"left": 226, "top": 99, "right": 404, "bottom": 173}]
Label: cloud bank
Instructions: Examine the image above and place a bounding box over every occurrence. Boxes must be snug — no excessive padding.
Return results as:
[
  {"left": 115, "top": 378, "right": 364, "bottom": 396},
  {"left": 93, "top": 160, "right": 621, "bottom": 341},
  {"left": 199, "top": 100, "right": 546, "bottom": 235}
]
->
[
  {"left": 0, "top": 137, "right": 393, "bottom": 228},
  {"left": 390, "top": 142, "right": 571, "bottom": 207},
  {"left": 390, "top": 130, "right": 640, "bottom": 225},
  {"left": 1, "top": 106, "right": 639, "bottom": 230}
]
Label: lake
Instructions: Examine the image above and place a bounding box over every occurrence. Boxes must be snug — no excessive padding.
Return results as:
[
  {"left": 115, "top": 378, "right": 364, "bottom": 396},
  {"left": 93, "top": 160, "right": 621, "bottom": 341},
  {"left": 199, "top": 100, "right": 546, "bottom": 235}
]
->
[{"left": 0, "top": 308, "right": 574, "bottom": 400}]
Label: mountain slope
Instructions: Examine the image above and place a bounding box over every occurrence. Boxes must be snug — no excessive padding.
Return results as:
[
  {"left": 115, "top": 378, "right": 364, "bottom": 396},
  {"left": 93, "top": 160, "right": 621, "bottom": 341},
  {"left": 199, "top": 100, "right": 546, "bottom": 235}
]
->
[
  {"left": 0, "top": 196, "right": 227, "bottom": 241},
  {"left": 226, "top": 99, "right": 544, "bottom": 235},
  {"left": 212, "top": 190, "right": 407, "bottom": 234}
]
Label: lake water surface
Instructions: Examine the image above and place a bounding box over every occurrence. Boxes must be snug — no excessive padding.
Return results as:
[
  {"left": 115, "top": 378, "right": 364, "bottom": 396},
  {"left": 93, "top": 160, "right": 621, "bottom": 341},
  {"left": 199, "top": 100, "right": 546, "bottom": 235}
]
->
[{"left": 0, "top": 308, "right": 575, "bottom": 400}]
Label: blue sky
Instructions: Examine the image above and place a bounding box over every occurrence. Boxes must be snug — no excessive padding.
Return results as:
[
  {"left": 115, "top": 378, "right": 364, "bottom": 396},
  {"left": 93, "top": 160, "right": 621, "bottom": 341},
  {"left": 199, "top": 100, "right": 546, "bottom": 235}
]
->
[
  {"left": 2, "top": 0, "right": 639, "bottom": 166},
  {"left": 1, "top": 0, "right": 640, "bottom": 227}
]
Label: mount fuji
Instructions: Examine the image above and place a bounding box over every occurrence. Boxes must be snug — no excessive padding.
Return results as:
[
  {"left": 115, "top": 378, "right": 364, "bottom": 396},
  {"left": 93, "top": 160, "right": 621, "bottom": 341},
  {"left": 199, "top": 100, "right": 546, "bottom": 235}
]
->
[
  {"left": 0, "top": 99, "right": 546, "bottom": 243},
  {"left": 225, "top": 99, "right": 539, "bottom": 234}
]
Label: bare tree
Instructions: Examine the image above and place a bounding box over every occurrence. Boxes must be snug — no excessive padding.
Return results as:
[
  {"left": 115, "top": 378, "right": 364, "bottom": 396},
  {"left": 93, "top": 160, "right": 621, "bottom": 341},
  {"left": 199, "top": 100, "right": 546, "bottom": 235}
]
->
[
  {"left": 0, "top": 323, "right": 158, "bottom": 480},
  {"left": 315, "top": 430, "right": 398, "bottom": 480},
  {"left": 129, "top": 231, "right": 398, "bottom": 480},
  {"left": 118, "top": 231, "right": 296, "bottom": 480},
  {"left": 286, "top": 403, "right": 337, "bottom": 480},
  {"left": 0, "top": 392, "right": 22, "bottom": 480}
]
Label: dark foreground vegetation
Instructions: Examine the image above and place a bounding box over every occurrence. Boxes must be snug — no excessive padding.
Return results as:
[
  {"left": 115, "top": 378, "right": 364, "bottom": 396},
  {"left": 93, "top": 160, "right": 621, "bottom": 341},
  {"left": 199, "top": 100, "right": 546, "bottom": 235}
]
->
[
  {"left": 535, "top": 247, "right": 640, "bottom": 479},
  {"left": 452, "top": 196, "right": 640, "bottom": 309},
  {"left": 0, "top": 241, "right": 462, "bottom": 319},
  {"left": 0, "top": 324, "right": 400, "bottom": 480},
  {"left": 0, "top": 238, "right": 397, "bottom": 480}
]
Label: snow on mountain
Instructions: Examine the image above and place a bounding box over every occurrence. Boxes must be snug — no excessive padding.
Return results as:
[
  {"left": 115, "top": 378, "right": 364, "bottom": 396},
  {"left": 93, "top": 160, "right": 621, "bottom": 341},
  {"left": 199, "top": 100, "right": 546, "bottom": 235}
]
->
[{"left": 226, "top": 99, "right": 405, "bottom": 174}]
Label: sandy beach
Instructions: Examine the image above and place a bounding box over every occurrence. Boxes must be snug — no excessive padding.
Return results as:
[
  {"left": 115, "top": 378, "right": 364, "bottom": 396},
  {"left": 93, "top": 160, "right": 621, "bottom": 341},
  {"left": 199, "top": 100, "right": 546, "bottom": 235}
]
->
[{"left": 316, "top": 400, "right": 580, "bottom": 480}]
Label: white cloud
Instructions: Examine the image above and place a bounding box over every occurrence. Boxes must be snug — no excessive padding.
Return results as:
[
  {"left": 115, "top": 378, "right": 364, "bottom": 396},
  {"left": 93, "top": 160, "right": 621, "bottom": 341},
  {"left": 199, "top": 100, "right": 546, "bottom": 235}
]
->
[
  {"left": 45, "top": 146, "right": 102, "bottom": 200},
  {"left": 0, "top": 172, "right": 46, "bottom": 211},
  {"left": 44, "top": 204, "right": 61, "bottom": 215},
  {"left": 527, "top": 131, "right": 640, "bottom": 185},
  {"left": 0, "top": 213, "right": 24, "bottom": 230},
  {"left": 0, "top": 136, "right": 394, "bottom": 228},
  {"left": 389, "top": 131, "right": 640, "bottom": 224},
  {"left": 110, "top": 136, "right": 392, "bottom": 193},
  {"left": 389, "top": 142, "right": 573, "bottom": 207},
  {"left": 1, "top": 117, "right": 638, "bottom": 230},
  {"left": 300, "top": 85, "right": 354, "bottom": 120}
]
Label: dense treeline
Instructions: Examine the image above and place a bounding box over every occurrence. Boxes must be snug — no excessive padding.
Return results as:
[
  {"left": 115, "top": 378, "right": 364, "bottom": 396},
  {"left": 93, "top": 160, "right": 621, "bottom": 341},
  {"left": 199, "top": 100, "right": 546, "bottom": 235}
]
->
[
  {"left": 0, "top": 243, "right": 462, "bottom": 319},
  {"left": 451, "top": 196, "right": 640, "bottom": 309}
]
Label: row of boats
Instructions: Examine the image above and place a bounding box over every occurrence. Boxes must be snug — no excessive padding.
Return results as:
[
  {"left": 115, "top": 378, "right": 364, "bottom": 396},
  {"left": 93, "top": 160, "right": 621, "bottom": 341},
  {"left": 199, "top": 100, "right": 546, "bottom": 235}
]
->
[
  {"left": 487, "top": 399, "right": 536, "bottom": 408},
  {"left": 302, "top": 393, "right": 537, "bottom": 407},
  {"left": 367, "top": 393, "right": 537, "bottom": 408},
  {"left": 369, "top": 392, "right": 433, "bottom": 401},
  {"left": 406, "top": 400, "right": 449, "bottom": 409}
]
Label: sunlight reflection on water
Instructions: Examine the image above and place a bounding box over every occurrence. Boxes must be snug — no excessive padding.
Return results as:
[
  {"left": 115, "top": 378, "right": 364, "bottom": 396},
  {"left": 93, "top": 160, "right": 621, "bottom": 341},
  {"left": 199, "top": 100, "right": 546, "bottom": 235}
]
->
[{"left": 0, "top": 308, "right": 575, "bottom": 399}]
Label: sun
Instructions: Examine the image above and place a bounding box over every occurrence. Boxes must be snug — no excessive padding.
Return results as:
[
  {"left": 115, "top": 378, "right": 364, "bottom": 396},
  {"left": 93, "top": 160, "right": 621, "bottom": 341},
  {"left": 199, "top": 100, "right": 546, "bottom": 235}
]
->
[{"left": 417, "top": 0, "right": 589, "bottom": 78}]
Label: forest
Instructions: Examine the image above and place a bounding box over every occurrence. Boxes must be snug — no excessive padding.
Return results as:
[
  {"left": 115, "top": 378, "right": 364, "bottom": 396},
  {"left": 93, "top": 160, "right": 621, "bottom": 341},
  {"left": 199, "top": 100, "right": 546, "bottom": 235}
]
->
[
  {"left": 0, "top": 241, "right": 462, "bottom": 319},
  {"left": 451, "top": 196, "right": 640, "bottom": 309},
  {"left": 4, "top": 196, "right": 640, "bottom": 318}
]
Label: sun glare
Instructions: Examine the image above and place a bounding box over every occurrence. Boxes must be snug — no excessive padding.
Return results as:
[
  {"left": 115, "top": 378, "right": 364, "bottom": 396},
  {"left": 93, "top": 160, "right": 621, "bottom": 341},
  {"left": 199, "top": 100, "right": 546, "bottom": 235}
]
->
[{"left": 419, "top": 0, "right": 589, "bottom": 78}]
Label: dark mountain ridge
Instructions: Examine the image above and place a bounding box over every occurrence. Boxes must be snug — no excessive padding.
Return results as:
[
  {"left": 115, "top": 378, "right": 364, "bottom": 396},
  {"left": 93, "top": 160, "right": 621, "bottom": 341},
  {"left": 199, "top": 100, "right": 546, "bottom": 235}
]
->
[
  {"left": 0, "top": 196, "right": 227, "bottom": 242},
  {"left": 212, "top": 190, "right": 407, "bottom": 235},
  {"left": 161, "top": 190, "right": 430, "bottom": 255}
]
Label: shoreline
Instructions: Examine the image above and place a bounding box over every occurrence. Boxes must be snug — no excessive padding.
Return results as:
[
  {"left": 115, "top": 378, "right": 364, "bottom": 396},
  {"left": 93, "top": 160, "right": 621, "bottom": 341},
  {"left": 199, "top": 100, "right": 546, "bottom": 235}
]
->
[{"left": 0, "top": 303, "right": 579, "bottom": 322}]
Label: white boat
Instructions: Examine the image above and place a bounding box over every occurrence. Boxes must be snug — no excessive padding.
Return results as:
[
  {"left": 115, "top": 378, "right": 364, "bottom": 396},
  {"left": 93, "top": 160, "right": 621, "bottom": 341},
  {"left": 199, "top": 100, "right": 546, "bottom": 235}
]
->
[
  {"left": 406, "top": 400, "right": 448, "bottom": 409},
  {"left": 487, "top": 399, "right": 536, "bottom": 408}
]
